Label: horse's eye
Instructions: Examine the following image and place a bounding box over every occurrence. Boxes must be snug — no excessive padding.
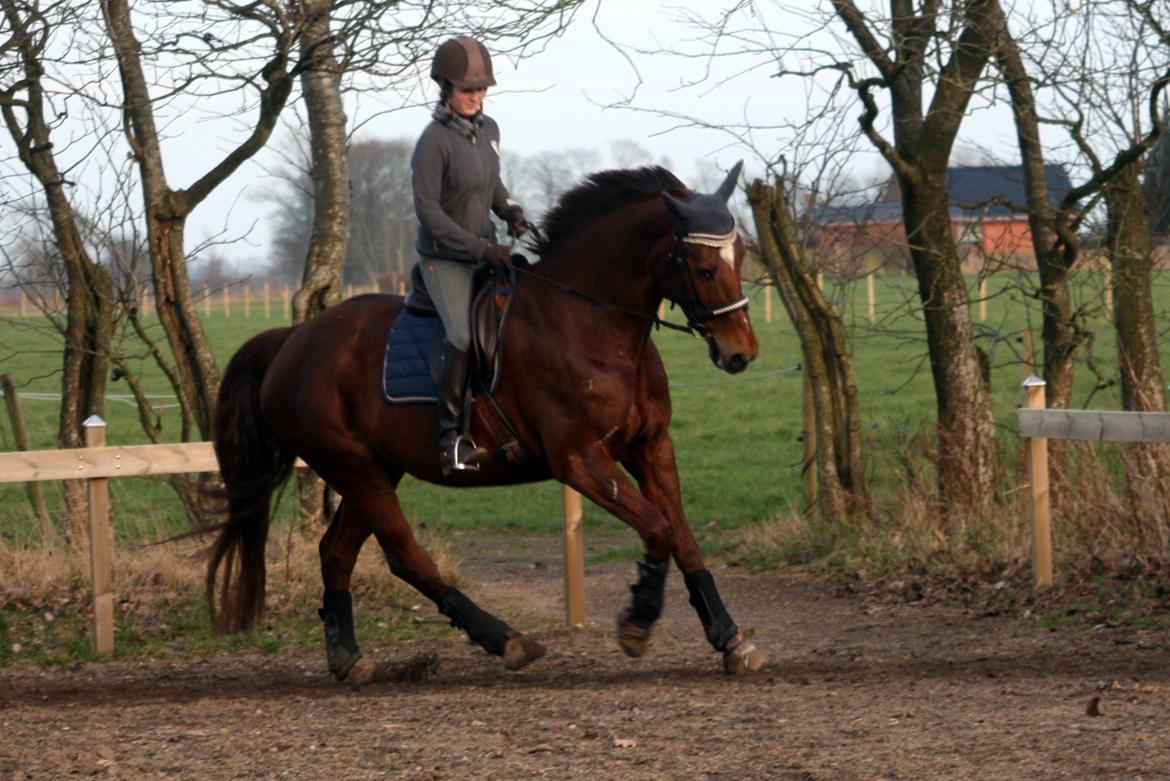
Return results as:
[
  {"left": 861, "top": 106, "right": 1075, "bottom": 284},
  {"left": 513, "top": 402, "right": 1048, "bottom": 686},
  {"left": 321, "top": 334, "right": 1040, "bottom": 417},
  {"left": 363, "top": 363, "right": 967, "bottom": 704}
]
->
[{"left": 697, "top": 268, "right": 716, "bottom": 281}]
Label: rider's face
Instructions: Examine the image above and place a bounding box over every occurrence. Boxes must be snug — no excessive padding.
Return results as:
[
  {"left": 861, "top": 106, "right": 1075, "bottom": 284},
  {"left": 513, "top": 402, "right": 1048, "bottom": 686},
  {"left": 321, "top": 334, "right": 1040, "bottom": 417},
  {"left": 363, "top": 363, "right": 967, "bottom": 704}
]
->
[{"left": 448, "top": 86, "right": 486, "bottom": 117}]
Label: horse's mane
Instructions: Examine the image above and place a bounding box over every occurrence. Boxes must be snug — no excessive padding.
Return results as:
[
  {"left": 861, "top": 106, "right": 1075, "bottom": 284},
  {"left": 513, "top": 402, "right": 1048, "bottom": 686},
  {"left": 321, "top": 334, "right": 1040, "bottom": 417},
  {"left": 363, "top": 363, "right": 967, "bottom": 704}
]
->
[{"left": 536, "top": 166, "right": 690, "bottom": 258}]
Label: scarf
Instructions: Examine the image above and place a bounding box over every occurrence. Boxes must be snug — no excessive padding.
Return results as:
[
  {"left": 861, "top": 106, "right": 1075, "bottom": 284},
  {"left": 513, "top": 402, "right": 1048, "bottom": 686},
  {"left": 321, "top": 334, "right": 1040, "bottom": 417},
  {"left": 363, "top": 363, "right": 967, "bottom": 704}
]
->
[{"left": 432, "top": 101, "right": 483, "bottom": 142}]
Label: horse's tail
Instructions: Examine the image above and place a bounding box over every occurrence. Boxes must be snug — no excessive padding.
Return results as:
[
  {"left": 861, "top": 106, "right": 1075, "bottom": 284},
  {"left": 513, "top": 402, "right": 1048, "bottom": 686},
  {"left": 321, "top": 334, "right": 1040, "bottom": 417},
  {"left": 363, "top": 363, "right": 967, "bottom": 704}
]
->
[{"left": 206, "top": 327, "right": 297, "bottom": 633}]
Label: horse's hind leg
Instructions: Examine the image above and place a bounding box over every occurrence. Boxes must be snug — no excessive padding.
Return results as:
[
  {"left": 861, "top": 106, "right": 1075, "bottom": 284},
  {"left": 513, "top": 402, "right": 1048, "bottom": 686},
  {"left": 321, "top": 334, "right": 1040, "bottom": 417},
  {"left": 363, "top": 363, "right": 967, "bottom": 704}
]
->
[
  {"left": 317, "top": 499, "right": 373, "bottom": 681},
  {"left": 353, "top": 484, "right": 546, "bottom": 672}
]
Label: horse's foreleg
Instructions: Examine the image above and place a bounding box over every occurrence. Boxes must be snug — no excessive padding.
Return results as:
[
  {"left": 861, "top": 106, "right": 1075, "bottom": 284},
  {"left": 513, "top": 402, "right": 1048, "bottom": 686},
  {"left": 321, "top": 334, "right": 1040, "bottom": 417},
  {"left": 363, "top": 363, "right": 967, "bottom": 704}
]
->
[
  {"left": 359, "top": 486, "right": 546, "bottom": 672},
  {"left": 623, "top": 434, "right": 766, "bottom": 674},
  {"left": 554, "top": 445, "right": 680, "bottom": 657},
  {"left": 318, "top": 499, "right": 372, "bottom": 681}
]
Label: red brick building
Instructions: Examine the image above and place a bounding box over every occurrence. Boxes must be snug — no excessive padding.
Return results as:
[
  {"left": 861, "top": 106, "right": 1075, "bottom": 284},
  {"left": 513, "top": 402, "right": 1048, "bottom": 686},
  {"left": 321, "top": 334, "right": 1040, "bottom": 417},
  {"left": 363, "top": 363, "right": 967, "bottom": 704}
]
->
[{"left": 810, "top": 164, "right": 1073, "bottom": 275}]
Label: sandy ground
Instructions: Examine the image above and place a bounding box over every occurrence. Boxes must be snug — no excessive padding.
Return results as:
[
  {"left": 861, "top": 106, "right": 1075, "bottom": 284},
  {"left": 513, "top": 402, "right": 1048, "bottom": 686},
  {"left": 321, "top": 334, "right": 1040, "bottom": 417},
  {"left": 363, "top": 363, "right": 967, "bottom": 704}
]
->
[{"left": 1, "top": 533, "right": 1168, "bottom": 780}]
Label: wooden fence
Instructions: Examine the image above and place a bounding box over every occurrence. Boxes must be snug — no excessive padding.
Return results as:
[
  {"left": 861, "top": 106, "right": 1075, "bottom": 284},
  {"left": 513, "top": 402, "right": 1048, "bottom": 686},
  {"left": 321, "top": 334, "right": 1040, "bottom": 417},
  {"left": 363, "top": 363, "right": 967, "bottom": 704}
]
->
[
  {"left": 0, "top": 280, "right": 412, "bottom": 320},
  {"left": 1017, "top": 376, "right": 1170, "bottom": 587},
  {"left": 0, "top": 416, "right": 586, "bottom": 653}
]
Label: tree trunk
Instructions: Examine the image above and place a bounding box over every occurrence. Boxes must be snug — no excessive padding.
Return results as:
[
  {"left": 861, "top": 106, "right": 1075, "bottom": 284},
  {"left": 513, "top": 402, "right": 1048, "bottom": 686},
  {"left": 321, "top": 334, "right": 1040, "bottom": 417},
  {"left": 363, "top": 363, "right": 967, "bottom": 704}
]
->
[
  {"left": 292, "top": 1, "right": 350, "bottom": 324},
  {"left": 901, "top": 177, "right": 1000, "bottom": 508},
  {"left": 1105, "top": 160, "right": 1170, "bottom": 557},
  {"left": 1107, "top": 161, "right": 1166, "bottom": 414},
  {"left": 292, "top": 2, "right": 351, "bottom": 527},
  {"left": 747, "top": 178, "right": 871, "bottom": 524},
  {"left": 989, "top": 4, "right": 1079, "bottom": 408}
]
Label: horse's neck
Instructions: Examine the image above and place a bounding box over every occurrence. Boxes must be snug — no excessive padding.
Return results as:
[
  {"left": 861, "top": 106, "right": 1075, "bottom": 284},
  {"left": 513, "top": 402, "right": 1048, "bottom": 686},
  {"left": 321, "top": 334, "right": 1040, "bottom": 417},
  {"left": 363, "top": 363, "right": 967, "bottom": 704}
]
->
[{"left": 537, "top": 206, "right": 668, "bottom": 315}]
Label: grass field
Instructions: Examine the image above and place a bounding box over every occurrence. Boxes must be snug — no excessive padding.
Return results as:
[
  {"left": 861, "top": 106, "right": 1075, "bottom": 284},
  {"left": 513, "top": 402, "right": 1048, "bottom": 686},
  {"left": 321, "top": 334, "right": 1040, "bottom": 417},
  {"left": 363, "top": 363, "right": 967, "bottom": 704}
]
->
[{"left": 1, "top": 269, "right": 1166, "bottom": 550}]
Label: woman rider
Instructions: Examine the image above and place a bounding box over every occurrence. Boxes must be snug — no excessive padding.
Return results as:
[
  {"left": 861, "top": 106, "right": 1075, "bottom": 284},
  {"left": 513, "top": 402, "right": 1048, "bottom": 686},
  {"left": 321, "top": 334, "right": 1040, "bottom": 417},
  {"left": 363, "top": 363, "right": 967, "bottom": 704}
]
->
[{"left": 412, "top": 35, "right": 530, "bottom": 476}]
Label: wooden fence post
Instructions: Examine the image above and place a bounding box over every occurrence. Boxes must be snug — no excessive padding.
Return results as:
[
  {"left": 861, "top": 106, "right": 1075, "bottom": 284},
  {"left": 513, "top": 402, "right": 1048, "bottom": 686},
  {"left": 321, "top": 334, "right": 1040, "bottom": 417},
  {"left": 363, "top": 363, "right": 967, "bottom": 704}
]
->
[
  {"left": 1023, "top": 376, "right": 1052, "bottom": 588},
  {"left": 263, "top": 282, "right": 271, "bottom": 320},
  {"left": 1, "top": 374, "right": 55, "bottom": 548},
  {"left": 978, "top": 277, "right": 987, "bottom": 322},
  {"left": 561, "top": 486, "right": 586, "bottom": 627},
  {"left": 203, "top": 285, "right": 212, "bottom": 317},
  {"left": 244, "top": 284, "right": 252, "bottom": 319},
  {"left": 19, "top": 291, "right": 27, "bottom": 317},
  {"left": 867, "top": 271, "right": 875, "bottom": 322},
  {"left": 84, "top": 416, "right": 115, "bottom": 653},
  {"left": 222, "top": 286, "right": 230, "bottom": 318},
  {"left": 764, "top": 284, "right": 773, "bottom": 324}
]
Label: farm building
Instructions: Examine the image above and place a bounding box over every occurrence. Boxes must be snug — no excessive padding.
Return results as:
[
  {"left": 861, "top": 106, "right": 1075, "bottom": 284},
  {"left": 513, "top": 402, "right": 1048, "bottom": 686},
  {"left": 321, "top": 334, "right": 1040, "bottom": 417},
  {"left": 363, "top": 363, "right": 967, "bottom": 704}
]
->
[{"left": 810, "top": 164, "right": 1073, "bottom": 275}]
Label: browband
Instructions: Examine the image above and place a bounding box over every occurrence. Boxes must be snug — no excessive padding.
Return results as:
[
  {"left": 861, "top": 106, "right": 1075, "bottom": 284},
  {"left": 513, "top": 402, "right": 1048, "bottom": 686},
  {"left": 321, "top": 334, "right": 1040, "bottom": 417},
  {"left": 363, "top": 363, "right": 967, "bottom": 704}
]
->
[{"left": 682, "top": 230, "right": 737, "bottom": 248}]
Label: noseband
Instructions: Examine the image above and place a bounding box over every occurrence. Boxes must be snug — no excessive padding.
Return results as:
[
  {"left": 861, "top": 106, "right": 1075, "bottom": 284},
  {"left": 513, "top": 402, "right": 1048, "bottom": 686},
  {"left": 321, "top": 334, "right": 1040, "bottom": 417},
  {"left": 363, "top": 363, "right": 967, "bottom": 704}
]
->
[{"left": 661, "top": 230, "right": 751, "bottom": 337}]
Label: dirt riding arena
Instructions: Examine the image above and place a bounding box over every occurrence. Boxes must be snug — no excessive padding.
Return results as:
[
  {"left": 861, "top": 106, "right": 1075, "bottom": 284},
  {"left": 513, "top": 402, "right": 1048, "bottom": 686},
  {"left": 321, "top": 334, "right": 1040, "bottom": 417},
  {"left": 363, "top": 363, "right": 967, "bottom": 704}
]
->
[{"left": 2, "top": 534, "right": 1168, "bottom": 780}]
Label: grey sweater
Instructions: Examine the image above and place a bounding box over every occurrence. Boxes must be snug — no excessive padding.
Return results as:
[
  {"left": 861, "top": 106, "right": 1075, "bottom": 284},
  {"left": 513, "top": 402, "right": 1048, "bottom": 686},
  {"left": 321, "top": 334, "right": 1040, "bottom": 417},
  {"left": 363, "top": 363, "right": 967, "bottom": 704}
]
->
[{"left": 412, "top": 114, "right": 515, "bottom": 263}]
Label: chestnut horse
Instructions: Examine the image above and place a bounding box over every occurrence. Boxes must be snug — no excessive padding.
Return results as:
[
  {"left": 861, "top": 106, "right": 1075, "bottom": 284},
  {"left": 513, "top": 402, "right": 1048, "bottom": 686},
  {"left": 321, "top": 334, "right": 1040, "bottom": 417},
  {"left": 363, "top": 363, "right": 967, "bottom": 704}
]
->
[{"left": 207, "top": 163, "right": 765, "bottom": 680}]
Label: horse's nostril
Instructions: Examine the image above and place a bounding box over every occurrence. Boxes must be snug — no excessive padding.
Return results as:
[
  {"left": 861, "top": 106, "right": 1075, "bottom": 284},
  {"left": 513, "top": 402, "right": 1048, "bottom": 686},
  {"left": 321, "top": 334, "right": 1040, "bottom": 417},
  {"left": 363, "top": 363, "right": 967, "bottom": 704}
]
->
[{"left": 727, "top": 353, "right": 748, "bottom": 371}]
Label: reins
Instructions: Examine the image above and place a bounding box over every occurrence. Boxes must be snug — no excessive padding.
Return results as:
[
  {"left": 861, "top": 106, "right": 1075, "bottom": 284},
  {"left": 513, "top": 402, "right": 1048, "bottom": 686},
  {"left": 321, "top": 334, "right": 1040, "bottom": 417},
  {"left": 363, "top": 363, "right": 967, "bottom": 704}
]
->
[{"left": 509, "top": 262, "right": 699, "bottom": 336}]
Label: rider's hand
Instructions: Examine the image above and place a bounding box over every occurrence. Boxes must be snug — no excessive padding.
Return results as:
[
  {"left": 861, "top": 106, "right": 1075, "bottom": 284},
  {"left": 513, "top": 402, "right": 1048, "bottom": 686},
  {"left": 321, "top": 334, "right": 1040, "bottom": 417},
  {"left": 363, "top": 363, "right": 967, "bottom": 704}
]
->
[
  {"left": 505, "top": 206, "right": 530, "bottom": 239},
  {"left": 482, "top": 243, "right": 511, "bottom": 269}
]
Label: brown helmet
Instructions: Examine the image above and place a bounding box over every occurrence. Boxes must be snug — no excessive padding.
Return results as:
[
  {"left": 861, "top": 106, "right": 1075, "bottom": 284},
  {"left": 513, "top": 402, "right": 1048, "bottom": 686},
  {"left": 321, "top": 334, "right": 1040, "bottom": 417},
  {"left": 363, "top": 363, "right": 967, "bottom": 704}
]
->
[{"left": 431, "top": 36, "right": 496, "bottom": 89}]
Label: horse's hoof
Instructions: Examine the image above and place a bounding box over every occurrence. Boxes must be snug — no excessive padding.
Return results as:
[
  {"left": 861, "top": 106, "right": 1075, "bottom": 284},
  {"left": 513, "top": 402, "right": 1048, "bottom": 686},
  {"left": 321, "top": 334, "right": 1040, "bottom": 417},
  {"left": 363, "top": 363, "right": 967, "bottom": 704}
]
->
[
  {"left": 722, "top": 631, "right": 767, "bottom": 675},
  {"left": 344, "top": 656, "right": 379, "bottom": 685},
  {"left": 616, "top": 618, "right": 652, "bottom": 658},
  {"left": 503, "top": 635, "right": 546, "bottom": 671}
]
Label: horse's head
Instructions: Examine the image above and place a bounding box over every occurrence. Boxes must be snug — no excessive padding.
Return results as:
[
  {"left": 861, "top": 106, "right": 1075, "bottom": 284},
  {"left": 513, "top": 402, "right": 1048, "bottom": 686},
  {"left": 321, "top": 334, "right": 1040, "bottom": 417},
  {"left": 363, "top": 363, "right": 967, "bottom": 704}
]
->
[{"left": 660, "top": 161, "right": 759, "bottom": 374}]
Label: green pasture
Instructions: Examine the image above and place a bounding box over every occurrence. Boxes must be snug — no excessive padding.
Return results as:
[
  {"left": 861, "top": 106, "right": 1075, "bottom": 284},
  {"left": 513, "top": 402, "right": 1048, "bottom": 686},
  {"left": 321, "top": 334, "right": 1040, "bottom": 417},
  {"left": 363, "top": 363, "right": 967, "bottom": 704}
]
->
[{"left": 1, "top": 269, "right": 1166, "bottom": 548}]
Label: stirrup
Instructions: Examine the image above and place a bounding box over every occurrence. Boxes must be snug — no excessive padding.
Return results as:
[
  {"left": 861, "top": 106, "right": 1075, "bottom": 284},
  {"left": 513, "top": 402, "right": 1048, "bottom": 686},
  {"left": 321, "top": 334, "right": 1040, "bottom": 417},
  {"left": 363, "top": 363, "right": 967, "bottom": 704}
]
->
[{"left": 442, "top": 434, "right": 487, "bottom": 474}]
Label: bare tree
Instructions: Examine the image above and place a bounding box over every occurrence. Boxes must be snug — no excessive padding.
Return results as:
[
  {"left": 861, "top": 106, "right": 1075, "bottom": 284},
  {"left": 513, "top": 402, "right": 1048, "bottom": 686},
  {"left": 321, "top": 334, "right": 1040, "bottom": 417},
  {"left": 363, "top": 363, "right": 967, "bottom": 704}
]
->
[
  {"left": 992, "top": 0, "right": 1170, "bottom": 412},
  {"left": 1, "top": 0, "right": 116, "bottom": 545},
  {"left": 99, "top": 0, "right": 299, "bottom": 441},
  {"left": 748, "top": 172, "right": 871, "bottom": 524},
  {"left": 820, "top": 0, "right": 1006, "bottom": 512}
]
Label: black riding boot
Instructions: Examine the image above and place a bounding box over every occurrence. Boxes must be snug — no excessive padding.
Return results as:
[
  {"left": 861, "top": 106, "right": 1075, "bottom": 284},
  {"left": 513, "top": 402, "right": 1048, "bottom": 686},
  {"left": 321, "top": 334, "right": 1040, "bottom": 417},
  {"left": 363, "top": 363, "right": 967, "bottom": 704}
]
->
[{"left": 438, "top": 340, "right": 487, "bottom": 475}]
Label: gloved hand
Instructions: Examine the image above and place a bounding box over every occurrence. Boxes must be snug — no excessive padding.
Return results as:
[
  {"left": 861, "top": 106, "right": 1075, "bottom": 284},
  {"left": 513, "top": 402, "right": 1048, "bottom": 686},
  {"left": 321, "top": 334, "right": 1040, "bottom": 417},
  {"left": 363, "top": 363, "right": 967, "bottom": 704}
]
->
[
  {"left": 482, "top": 242, "right": 512, "bottom": 269},
  {"left": 505, "top": 205, "right": 530, "bottom": 239}
]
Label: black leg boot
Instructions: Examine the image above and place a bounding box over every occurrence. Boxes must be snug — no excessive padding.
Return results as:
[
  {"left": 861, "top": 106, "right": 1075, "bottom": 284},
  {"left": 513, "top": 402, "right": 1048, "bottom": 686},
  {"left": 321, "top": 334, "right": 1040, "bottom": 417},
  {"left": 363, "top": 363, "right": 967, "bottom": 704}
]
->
[
  {"left": 437, "top": 340, "right": 487, "bottom": 475},
  {"left": 319, "top": 590, "right": 361, "bottom": 680}
]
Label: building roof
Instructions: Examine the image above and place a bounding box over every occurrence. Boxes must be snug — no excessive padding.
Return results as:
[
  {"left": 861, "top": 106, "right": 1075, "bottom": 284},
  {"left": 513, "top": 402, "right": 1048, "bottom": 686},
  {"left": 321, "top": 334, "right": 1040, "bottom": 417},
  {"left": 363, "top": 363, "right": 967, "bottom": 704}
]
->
[
  {"left": 947, "top": 164, "right": 1072, "bottom": 217},
  {"left": 813, "top": 164, "right": 1073, "bottom": 225}
]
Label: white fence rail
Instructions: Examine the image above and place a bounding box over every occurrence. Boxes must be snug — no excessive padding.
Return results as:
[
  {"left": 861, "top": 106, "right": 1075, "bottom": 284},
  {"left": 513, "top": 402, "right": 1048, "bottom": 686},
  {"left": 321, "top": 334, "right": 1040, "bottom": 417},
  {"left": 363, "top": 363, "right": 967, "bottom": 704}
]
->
[{"left": 1018, "top": 408, "right": 1170, "bottom": 443}]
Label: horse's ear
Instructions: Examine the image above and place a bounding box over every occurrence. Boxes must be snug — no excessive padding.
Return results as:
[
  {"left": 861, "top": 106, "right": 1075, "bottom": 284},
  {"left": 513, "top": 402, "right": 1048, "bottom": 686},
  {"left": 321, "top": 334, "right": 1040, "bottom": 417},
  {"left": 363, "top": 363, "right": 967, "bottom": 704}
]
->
[
  {"left": 661, "top": 191, "right": 689, "bottom": 225},
  {"left": 716, "top": 160, "right": 744, "bottom": 203}
]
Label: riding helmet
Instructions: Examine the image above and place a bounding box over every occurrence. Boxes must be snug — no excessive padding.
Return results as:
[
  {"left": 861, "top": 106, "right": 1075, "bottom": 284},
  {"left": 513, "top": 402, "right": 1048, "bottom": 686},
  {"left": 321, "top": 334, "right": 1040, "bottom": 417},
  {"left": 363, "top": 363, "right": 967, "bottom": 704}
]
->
[{"left": 431, "top": 36, "right": 496, "bottom": 89}]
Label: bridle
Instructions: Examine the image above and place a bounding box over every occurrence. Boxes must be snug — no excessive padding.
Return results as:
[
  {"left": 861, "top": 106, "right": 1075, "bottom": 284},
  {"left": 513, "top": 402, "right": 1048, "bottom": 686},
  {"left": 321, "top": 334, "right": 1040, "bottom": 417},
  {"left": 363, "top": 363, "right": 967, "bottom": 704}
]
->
[{"left": 658, "top": 230, "right": 751, "bottom": 338}]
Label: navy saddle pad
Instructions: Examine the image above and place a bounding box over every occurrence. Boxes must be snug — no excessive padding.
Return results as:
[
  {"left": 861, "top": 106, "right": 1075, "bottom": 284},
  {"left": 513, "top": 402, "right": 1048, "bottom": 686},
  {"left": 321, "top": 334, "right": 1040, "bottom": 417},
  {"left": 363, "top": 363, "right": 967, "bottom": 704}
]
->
[{"left": 382, "top": 310, "right": 441, "bottom": 404}]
